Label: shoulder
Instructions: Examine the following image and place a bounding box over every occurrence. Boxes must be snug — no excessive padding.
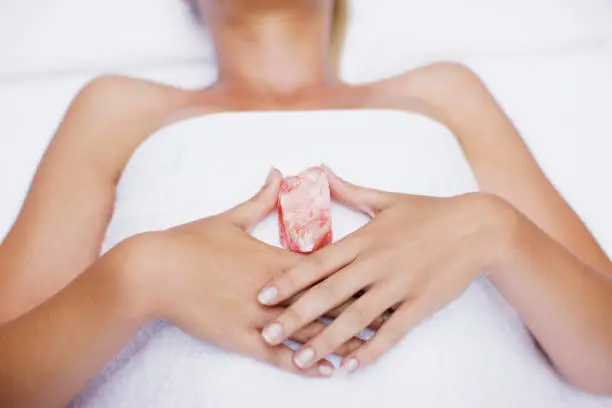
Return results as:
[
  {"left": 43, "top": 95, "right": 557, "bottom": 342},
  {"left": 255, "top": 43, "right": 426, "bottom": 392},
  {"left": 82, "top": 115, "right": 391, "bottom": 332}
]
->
[
  {"left": 50, "top": 75, "right": 202, "bottom": 179},
  {"left": 67, "top": 75, "right": 227, "bottom": 133},
  {"left": 68, "top": 75, "right": 189, "bottom": 124},
  {"left": 366, "top": 62, "right": 493, "bottom": 121},
  {"left": 76, "top": 74, "right": 184, "bottom": 102},
  {"left": 377, "top": 62, "right": 485, "bottom": 96}
]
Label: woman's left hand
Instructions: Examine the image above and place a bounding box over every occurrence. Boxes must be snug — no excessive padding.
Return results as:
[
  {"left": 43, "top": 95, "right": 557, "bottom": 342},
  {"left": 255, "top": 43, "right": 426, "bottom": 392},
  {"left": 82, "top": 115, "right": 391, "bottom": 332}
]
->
[{"left": 257, "top": 166, "right": 519, "bottom": 373}]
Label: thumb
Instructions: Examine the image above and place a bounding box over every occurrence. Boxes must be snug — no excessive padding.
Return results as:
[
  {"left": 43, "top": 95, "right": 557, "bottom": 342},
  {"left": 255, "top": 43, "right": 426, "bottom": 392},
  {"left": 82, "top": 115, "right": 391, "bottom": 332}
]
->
[
  {"left": 229, "top": 167, "right": 283, "bottom": 231},
  {"left": 322, "top": 164, "right": 395, "bottom": 217}
]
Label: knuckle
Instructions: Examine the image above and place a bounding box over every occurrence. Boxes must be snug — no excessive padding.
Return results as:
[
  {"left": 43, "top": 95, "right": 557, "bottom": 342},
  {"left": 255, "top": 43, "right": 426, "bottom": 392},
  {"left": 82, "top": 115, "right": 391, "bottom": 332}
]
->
[
  {"left": 279, "top": 269, "right": 300, "bottom": 289},
  {"left": 276, "top": 250, "right": 302, "bottom": 270},
  {"left": 308, "top": 282, "right": 339, "bottom": 307},
  {"left": 307, "top": 254, "right": 325, "bottom": 271},
  {"left": 282, "top": 305, "right": 309, "bottom": 329},
  {"left": 343, "top": 306, "right": 371, "bottom": 328},
  {"left": 315, "top": 279, "right": 336, "bottom": 298},
  {"left": 275, "top": 272, "right": 303, "bottom": 299},
  {"left": 276, "top": 283, "right": 338, "bottom": 332}
]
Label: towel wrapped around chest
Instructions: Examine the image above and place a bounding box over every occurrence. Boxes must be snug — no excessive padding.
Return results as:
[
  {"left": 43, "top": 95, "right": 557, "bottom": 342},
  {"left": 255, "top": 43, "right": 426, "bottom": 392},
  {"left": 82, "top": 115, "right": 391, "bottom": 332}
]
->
[{"left": 71, "top": 110, "right": 610, "bottom": 408}]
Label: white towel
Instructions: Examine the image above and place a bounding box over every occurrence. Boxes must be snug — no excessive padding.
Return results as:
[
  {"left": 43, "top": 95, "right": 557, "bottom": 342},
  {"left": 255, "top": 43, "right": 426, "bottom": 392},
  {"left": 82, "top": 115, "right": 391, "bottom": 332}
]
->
[{"left": 71, "top": 110, "right": 612, "bottom": 408}]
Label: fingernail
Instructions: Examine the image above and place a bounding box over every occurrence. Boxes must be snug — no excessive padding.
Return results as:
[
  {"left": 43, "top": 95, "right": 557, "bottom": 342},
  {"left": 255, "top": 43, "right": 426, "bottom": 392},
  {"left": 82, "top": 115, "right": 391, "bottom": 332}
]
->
[
  {"left": 257, "top": 286, "right": 278, "bottom": 305},
  {"left": 294, "top": 347, "right": 315, "bottom": 368},
  {"left": 318, "top": 364, "right": 335, "bottom": 377},
  {"left": 342, "top": 358, "right": 359, "bottom": 373},
  {"left": 261, "top": 323, "right": 283, "bottom": 344},
  {"left": 265, "top": 167, "right": 277, "bottom": 185}
]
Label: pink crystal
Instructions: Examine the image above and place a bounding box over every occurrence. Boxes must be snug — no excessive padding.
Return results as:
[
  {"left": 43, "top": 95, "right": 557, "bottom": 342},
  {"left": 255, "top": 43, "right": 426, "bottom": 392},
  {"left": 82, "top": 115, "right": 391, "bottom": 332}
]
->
[{"left": 278, "top": 167, "right": 332, "bottom": 253}]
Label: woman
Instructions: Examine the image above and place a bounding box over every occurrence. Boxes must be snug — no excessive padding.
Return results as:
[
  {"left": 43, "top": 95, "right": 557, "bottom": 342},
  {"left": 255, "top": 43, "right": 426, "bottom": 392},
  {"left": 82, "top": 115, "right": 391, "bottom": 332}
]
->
[{"left": 0, "top": 0, "right": 611, "bottom": 406}]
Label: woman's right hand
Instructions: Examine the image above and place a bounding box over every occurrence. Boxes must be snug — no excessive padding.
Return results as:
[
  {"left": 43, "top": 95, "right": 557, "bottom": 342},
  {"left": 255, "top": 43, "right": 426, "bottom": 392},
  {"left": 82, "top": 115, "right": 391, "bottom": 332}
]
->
[{"left": 118, "top": 169, "right": 354, "bottom": 377}]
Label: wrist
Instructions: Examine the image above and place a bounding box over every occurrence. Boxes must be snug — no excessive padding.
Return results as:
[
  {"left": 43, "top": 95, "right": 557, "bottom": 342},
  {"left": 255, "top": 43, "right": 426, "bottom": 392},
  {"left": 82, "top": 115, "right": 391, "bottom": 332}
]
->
[
  {"left": 100, "top": 233, "right": 165, "bottom": 324},
  {"left": 471, "top": 194, "right": 527, "bottom": 276}
]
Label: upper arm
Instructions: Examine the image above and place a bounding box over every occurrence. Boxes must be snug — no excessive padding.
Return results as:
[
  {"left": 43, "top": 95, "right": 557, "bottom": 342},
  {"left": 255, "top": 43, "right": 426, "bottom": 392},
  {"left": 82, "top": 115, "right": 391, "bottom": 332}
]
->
[{"left": 0, "top": 75, "right": 172, "bottom": 323}]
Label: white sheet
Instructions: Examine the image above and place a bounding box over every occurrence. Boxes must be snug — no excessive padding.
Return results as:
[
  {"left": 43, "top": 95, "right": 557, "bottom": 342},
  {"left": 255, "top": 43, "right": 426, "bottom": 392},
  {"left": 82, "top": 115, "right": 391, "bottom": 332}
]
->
[
  {"left": 1, "top": 47, "right": 611, "bottom": 407},
  {"left": 2, "top": 0, "right": 611, "bottom": 78}
]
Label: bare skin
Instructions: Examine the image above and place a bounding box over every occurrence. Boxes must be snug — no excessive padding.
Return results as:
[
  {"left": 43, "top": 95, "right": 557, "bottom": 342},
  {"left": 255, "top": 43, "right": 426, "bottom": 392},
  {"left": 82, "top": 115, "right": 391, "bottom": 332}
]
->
[{"left": 0, "top": 0, "right": 611, "bottom": 406}]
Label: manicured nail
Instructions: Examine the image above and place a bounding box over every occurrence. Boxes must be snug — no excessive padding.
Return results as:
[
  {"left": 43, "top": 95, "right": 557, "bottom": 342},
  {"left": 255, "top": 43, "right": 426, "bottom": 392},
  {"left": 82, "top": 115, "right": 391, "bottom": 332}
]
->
[
  {"left": 294, "top": 348, "right": 315, "bottom": 368},
  {"left": 261, "top": 323, "right": 283, "bottom": 344},
  {"left": 318, "top": 364, "right": 335, "bottom": 377},
  {"left": 342, "top": 358, "right": 359, "bottom": 373},
  {"left": 257, "top": 286, "right": 278, "bottom": 305}
]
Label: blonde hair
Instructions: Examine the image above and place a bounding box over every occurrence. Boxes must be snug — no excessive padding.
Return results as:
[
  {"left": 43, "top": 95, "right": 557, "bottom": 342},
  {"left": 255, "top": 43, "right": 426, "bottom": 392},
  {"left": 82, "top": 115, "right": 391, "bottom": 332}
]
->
[{"left": 330, "top": 0, "right": 349, "bottom": 74}]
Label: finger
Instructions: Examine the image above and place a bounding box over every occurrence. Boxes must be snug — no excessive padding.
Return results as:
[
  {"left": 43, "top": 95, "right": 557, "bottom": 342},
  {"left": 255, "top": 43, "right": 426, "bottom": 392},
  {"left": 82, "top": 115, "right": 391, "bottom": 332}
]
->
[
  {"left": 322, "top": 164, "right": 395, "bottom": 217},
  {"left": 340, "top": 296, "right": 436, "bottom": 373},
  {"left": 257, "top": 237, "right": 361, "bottom": 306},
  {"left": 277, "top": 277, "right": 351, "bottom": 308},
  {"left": 282, "top": 296, "right": 384, "bottom": 332},
  {"left": 255, "top": 308, "right": 363, "bottom": 357},
  {"left": 260, "top": 261, "right": 372, "bottom": 346},
  {"left": 247, "top": 332, "right": 336, "bottom": 378},
  {"left": 291, "top": 286, "right": 396, "bottom": 369},
  {"left": 291, "top": 321, "right": 365, "bottom": 357},
  {"left": 318, "top": 299, "right": 351, "bottom": 317},
  {"left": 257, "top": 302, "right": 387, "bottom": 334},
  {"left": 278, "top": 290, "right": 306, "bottom": 308},
  {"left": 325, "top": 298, "right": 388, "bottom": 331},
  {"left": 253, "top": 306, "right": 287, "bottom": 328},
  {"left": 330, "top": 336, "right": 364, "bottom": 357},
  {"left": 229, "top": 167, "right": 283, "bottom": 231},
  {"left": 266, "top": 245, "right": 305, "bottom": 272}
]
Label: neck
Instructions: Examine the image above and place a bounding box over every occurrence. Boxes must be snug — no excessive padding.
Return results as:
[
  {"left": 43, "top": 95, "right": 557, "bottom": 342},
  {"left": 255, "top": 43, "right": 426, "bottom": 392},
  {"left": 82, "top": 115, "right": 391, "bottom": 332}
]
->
[{"left": 204, "top": 2, "right": 337, "bottom": 95}]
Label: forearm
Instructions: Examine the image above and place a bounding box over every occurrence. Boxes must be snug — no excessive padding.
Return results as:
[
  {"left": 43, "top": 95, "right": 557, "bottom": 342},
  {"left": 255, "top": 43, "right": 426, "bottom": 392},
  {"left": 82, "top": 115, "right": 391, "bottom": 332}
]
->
[
  {"left": 0, "top": 245, "right": 147, "bottom": 408},
  {"left": 439, "top": 66, "right": 610, "bottom": 273},
  {"left": 491, "top": 215, "right": 612, "bottom": 394},
  {"left": 442, "top": 69, "right": 612, "bottom": 393},
  {"left": 0, "top": 182, "right": 116, "bottom": 325}
]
